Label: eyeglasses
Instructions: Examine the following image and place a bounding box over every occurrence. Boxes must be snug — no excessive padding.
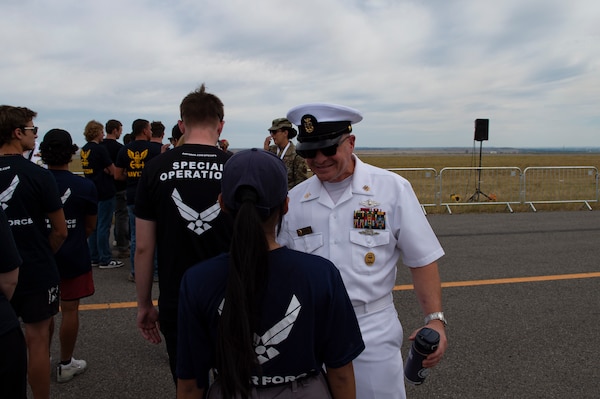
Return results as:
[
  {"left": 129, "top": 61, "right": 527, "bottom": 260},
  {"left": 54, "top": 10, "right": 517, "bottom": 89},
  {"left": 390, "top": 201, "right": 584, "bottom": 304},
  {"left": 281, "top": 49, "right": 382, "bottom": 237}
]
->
[
  {"left": 269, "top": 129, "right": 280, "bottom": 136},
  {"left": 21, "top": 126, "right": 39, "bottom": 135},
  {"left": 297, "top": 136, "right": 350, "bottom": 159}
]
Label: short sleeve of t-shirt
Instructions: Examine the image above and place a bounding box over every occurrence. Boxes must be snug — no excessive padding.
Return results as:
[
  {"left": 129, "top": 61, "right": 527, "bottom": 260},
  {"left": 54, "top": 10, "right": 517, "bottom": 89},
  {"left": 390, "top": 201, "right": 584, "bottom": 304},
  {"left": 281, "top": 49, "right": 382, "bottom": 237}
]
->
[
  {"left": 115, "top": 146, "right": 127, "bottom": 169},
  {"left": 318, "top": 264, "right": 365, "bottom": 368},
  {"left": 97, "top": 144, "right": 113, "bottom": 169}
]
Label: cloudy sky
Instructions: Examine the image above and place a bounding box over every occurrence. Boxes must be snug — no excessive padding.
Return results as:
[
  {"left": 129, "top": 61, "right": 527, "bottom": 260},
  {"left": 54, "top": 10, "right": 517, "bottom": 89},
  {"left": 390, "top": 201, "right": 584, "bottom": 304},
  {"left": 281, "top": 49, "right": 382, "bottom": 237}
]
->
[{"left": 1, "top": 0, "right": 599, "bottom": 149}]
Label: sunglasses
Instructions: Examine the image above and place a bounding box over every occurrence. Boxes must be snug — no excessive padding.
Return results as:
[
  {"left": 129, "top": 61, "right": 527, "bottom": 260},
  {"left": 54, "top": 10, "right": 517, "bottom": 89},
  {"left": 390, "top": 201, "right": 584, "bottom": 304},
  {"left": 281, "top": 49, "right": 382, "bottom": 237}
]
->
[
  {"left": 297, "top": 136, "right": 350, "bottom": 159},
  {"left": 22, "top": 126, "right": 39, "bottom": 134}
]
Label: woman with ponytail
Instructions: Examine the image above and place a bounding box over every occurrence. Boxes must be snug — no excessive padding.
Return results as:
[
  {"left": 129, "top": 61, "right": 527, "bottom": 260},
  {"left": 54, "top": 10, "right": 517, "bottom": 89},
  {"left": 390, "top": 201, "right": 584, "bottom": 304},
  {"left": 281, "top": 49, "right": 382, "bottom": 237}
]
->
[{"left": 176, "top": 149, "right": 364, "bottom": 399}]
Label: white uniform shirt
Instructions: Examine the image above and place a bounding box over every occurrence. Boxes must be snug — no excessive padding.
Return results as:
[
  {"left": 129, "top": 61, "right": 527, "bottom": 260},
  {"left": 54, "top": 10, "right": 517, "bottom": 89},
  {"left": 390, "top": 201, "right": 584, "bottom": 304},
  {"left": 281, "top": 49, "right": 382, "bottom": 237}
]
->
[{"left": 279, "top": 155, "right": 444, "bottom": 306}]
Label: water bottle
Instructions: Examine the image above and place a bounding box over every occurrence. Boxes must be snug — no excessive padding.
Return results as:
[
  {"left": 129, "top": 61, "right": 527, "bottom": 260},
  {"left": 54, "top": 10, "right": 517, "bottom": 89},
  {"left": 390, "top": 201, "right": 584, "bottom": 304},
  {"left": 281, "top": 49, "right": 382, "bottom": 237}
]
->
[{"left": 404, "top": 327, "right": 440, "bottom": 385}]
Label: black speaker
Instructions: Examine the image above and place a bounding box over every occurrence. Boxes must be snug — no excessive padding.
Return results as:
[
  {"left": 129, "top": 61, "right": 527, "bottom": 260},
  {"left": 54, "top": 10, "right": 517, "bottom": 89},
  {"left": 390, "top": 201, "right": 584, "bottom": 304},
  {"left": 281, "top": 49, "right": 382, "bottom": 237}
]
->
[{"left": 474, "top": 119, "right": 489, "bottom": 141}]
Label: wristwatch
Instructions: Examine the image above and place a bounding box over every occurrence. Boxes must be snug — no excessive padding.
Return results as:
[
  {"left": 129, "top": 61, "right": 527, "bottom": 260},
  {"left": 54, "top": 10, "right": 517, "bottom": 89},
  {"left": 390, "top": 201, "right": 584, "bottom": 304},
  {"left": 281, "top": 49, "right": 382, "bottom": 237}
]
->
[{"left": 424, "top": 312, "right": 447, "bottom": 327}]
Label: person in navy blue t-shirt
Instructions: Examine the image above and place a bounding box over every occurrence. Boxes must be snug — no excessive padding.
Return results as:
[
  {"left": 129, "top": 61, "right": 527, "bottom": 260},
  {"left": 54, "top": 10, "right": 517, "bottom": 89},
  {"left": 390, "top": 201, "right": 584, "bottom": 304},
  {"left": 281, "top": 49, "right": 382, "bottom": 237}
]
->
[
  {"left": 41, "top": 128, "right": 98, "bottom": 383},
  {"left": 176, "top": 149, "right": 364, "bottom": 399}
]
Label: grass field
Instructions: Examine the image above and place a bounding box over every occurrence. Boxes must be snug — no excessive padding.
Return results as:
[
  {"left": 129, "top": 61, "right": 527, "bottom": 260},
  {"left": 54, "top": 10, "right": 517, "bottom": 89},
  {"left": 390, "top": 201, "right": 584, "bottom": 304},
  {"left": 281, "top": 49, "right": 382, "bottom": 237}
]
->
[
  {"left": 356, "top": 153, "right": 600, "bottom": 213},
  {"left": 69, "top": 152, "right": 599, "bottom": 213}
]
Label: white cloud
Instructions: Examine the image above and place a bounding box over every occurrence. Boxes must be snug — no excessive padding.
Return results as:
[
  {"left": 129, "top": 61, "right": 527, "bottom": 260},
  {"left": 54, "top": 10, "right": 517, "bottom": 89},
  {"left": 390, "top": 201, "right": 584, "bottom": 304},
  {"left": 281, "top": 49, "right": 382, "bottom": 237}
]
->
[{"left": 1, "top": 0, "right": 599, "bottom": 148}]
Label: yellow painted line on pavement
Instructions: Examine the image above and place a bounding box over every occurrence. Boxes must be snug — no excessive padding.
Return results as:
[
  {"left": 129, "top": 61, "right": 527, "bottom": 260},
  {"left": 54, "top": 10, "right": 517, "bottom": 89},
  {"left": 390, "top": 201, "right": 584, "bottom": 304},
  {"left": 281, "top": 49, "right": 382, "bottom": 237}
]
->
[
  {"left": 80, "top": 300, "right": 157, "bottom": 311},
  {"left": 78, "top": 273, "right": 600, "bottom": 310},
  {"left": 393, "top": 271, "right": 600, "bottom": 291}
]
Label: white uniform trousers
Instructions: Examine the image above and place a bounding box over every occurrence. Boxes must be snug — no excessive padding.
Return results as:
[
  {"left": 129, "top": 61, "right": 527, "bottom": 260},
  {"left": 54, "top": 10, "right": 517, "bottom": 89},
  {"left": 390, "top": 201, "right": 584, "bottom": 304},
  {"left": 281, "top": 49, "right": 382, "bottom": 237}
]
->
[{"left": 354, "top": 304, "right": 406, "bottom": 399}]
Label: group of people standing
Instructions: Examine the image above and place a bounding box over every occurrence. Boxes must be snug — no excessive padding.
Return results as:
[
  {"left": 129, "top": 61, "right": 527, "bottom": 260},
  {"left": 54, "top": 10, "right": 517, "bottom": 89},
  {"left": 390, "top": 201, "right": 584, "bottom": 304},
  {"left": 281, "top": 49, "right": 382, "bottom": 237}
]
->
[
  {"left": 1, "top": 107, "right": 93, "bottom": 398},
  {"left": 1, "top": 83, "right": 448, "bottom": 399},
  {"left": 0, "top": 108, "right": 181, "bottom": 398},
  {"left": 135, "top": 86, "right": 447, "bottom": 399}
]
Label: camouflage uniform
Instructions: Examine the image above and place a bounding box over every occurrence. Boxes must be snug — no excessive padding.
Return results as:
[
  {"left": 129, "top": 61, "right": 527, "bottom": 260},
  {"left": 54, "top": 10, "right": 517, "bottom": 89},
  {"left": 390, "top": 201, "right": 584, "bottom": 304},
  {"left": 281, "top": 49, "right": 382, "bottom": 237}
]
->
[{"left": 267, "top": 142, "right": 308, "bottom": 189}]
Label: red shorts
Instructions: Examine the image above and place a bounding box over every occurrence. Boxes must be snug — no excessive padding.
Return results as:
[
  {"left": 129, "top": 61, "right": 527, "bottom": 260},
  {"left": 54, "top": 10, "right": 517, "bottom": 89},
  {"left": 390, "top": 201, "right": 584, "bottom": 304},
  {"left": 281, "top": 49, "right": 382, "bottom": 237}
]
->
[{"left": 60, "top": 271, "right": 95, "bottom": 301}]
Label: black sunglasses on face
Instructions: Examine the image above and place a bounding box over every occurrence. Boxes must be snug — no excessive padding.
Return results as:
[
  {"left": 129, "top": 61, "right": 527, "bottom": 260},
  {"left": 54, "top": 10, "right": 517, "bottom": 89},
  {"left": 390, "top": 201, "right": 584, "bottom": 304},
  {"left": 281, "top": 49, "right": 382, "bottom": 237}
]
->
[
  {"left": 297, "top": 136, "right": 350, "bottom": 159},
  {"left": 21, "top": 126, "right": 39, "bottom": 134}
]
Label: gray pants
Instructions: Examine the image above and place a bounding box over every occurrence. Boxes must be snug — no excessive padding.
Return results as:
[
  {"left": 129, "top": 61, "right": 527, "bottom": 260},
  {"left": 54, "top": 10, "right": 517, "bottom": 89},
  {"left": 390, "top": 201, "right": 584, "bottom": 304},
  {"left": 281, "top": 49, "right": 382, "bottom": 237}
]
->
[{"left": 207, "top": 374, "right": 332, "bottom": 399}]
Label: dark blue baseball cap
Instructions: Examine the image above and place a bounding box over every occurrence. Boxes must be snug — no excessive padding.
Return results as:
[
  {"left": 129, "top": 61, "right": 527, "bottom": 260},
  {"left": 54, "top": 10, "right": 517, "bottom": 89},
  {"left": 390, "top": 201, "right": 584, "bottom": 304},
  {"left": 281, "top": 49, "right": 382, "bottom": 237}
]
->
[{"left": 221, "top": 148, "right": 288, "bottom": 213}]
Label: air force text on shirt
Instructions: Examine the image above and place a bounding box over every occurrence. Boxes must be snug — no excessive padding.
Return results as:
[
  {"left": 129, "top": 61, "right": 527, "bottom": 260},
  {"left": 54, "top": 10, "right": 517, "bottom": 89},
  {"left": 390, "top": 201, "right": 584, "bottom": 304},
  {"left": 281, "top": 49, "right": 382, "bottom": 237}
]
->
[
  {"left": 160, "top": 156, "right": 224, "bottom": 181},
  {"left": 250, "top": 372, "right": 309, "bottom": 387},
  {"left": 8, "top": 217, "right": 34, "bottom": 226}
]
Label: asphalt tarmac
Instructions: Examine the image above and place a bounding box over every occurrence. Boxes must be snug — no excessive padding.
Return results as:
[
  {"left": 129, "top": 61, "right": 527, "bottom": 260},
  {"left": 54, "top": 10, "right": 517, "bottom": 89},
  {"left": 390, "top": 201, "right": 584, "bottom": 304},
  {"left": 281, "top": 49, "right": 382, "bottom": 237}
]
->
[{"left": 45, "top": 210, "right": 600, "bottom": 399}]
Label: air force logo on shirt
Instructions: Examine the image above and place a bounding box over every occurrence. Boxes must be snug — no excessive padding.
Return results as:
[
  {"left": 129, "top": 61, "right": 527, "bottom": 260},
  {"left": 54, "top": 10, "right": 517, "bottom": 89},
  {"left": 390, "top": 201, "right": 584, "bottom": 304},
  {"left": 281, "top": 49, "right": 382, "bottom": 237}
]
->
[
  {"left": 1, "top": 175, "right": 19, "bottom": 210},
  {"left": 217, "top": 294, "right": 302, "bottom": 365},
  {"left": 46, "top": 188, "right": 75, "bottom": 229},
  {"left": 1, "top": 175, "right": 33, "bottom": 226},
  {"left": 60, "top": 188, "right": 71, "bottom": 204},
  {"left": 254, "top": 295, "right": 301, "bottom": 364},
  {"left": 171, "top": 188, "right": 221, "bottom": 235}
]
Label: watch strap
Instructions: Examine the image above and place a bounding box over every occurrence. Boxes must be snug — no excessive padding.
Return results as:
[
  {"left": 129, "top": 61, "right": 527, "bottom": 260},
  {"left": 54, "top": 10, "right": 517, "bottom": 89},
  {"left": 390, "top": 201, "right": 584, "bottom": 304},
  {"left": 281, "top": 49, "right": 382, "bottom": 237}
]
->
[{"left": 424, "top": 311, "right": 447, "bottom": 327}]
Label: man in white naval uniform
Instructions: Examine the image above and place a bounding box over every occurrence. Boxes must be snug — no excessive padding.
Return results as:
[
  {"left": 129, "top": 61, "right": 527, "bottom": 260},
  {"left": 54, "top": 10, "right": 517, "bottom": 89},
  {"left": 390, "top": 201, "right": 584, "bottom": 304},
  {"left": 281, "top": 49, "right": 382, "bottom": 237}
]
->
[{"left": 279, "top": 103, "right": 448, "bottom": 399}]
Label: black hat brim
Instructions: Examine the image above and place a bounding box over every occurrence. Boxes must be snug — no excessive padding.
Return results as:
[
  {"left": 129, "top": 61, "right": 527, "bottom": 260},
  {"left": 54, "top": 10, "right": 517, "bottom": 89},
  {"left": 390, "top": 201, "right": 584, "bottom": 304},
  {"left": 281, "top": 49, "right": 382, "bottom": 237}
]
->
[{"left": 296, "top": 135, "right": 344, "bottom": 151}]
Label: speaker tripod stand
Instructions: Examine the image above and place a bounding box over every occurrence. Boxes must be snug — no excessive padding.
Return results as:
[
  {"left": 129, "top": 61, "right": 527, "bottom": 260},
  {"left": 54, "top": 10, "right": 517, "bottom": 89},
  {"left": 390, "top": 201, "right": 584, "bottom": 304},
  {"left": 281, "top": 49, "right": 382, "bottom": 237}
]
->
[{"left": 467, "top": 139, "right": 492, "bottom": 202}]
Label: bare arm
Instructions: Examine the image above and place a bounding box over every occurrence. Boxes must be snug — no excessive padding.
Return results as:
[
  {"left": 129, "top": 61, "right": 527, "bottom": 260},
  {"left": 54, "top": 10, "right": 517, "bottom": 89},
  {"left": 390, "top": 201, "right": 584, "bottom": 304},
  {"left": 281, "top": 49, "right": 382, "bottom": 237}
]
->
[
  {"left": 104, "top": 163, "right": 116, "bottom": 176},
  {"left": 409, "top": 261, "right": 448, "bottom": 367},
  {"left": 135, "top": 217, "right": 161, "bottom": 344},
  {"left": 84, "top": 214, "right": 97, "bottom": 238},
  {"left": 326, "top": 363, "right": 356, "bottom": 399},
  {"left": 114, "top": 166, "right": 127, "bottom": 181},
  {"left": 0, "top": 268, "right": 19, "bottom": 300},
  {"left": 47, "top": 208, "right": 68, "bottom": 253},
  {"left": 176, "top": 379, "right": 204, "bottom": 399}
]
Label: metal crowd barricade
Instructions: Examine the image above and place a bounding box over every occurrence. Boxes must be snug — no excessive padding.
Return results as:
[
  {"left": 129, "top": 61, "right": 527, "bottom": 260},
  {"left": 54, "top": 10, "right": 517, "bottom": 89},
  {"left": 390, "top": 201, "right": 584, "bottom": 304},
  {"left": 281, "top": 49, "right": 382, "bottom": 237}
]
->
[
  {"left": 438, "top": 167, "right": 522, "bottom": 214},
  {"left": 387, "top": 168, "right": 438, "bottom": 214},
  {"left": 522, "top": 166, "right": 599, "bottom": 211}
]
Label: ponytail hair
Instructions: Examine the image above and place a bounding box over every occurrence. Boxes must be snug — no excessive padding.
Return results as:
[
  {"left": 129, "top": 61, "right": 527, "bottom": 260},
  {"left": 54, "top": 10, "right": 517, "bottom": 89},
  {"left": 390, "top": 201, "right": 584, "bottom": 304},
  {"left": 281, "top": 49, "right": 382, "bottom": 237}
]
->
[{"left": 216, "top": 186, "right": 283, "bottom": 399}]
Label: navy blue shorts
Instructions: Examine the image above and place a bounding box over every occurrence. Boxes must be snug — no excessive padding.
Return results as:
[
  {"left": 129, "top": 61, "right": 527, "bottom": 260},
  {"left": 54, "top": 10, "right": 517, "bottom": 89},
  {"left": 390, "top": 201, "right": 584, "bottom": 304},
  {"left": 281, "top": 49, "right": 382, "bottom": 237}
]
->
[{"left": 10, "top": 284, "right": 59, "bottom": 323}]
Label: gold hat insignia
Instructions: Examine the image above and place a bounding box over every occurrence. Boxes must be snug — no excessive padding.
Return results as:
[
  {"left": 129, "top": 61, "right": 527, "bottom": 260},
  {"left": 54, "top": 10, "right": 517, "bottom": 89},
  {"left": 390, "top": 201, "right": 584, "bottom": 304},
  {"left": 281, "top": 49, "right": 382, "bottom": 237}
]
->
[{"left": 302, "top": 116, "right": 315, "bottom": 134}]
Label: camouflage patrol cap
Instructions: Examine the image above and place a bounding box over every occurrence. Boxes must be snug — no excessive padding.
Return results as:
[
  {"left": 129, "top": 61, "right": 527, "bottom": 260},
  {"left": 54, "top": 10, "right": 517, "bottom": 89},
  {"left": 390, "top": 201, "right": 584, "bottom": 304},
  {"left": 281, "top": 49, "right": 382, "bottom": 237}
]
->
[{"left": 268, "top": 117, "right": 297, "bottom": 139}]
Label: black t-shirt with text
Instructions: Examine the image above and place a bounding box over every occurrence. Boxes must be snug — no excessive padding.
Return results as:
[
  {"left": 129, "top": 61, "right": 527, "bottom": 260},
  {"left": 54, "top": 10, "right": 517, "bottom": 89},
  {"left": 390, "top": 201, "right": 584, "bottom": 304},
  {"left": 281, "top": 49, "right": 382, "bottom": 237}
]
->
[
  {"left": 115, "top": 140, "right": 161, "bottom": 205},
  {"left": 135, "top": 144, "right": 233, "bottom": 317},
  {"left": 0, "top": 155, "right": 62, "bottom": 295},
  {"left": 80, "top": 141, "right": 115, "bottom": 200}
]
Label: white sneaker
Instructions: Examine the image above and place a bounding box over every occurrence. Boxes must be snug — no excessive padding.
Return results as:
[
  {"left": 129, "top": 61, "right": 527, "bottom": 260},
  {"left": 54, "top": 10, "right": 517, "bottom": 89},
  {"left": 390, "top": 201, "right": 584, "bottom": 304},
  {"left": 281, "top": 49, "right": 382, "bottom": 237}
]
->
[
  {"left": 56, "top": 358, "right": 87, "bottom": 383},
  {"left": 99, "top": 260, "right": 124, "bottom": 269}
]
